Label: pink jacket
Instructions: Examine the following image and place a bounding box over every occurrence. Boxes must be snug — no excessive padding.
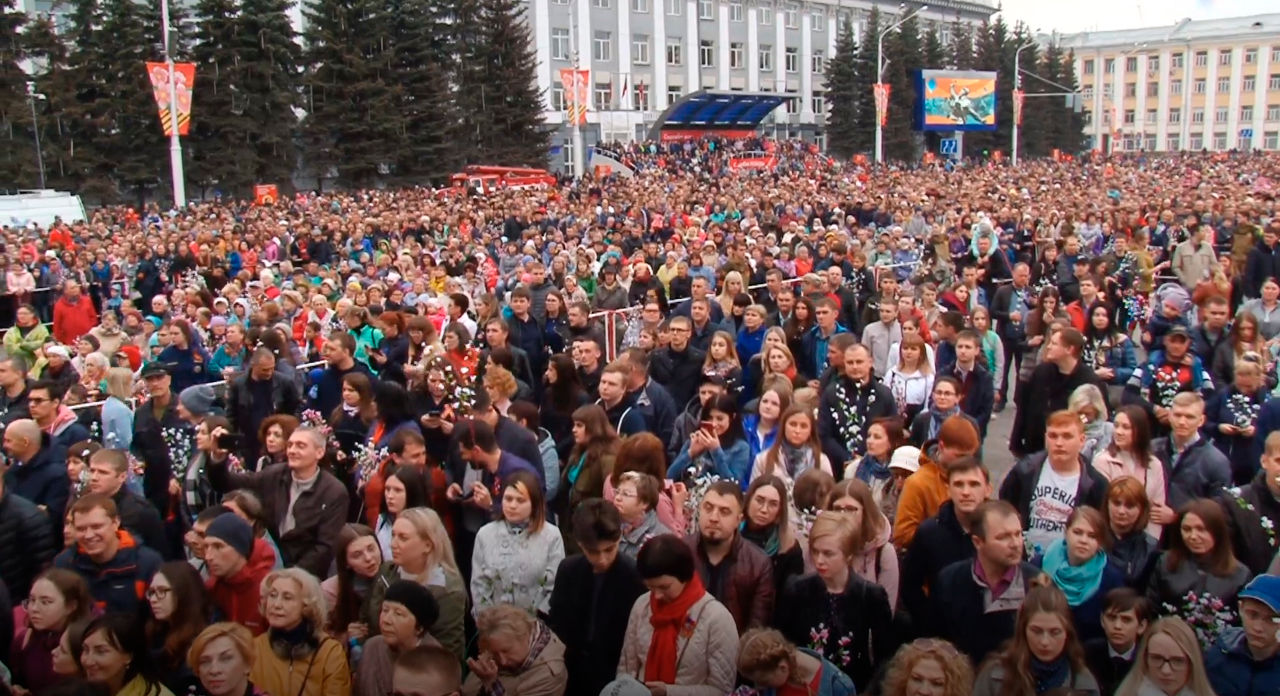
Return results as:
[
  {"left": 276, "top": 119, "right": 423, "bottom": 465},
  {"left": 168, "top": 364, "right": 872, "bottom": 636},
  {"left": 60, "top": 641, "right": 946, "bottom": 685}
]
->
[
  {"left": 1091, "top": 448, "right": 1167, "bottom": 539},
  {"left": 851, "top": 511, "right": 900, "bottom": 611}
]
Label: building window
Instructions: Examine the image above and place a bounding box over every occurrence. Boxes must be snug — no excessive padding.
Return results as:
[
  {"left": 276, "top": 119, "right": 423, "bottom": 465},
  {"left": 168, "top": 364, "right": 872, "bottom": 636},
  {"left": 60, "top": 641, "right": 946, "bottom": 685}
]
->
[
  {"left": 551, "top": 28, "right": 569, "bottom": 60},
  {"left": 698, "top": 0, "right": 712, "bottom": 19},
  {"left": 1192, "top": 107, "right": 1204, "bottom": 124},
  {"left": 1270, "top": 74, "right": 1280, "bottom": 91},
  {"left": 666, "top": 38, "right": 682, "bottom": 65},
  {"left": 592, "top": 0, "right": 610, "bottom": 7},
  {"left": 1082, "top": 86, "right": 1094, "bottom": 99},
  {"left": 1244, "top": 76, "right": 1256, "bottom": 92},
  {"left": 1145, "top": 135, "right": 1156, "bottom": 151},
  {"left": 729, "top": 42, "right": 744, "bottom": 69},
  {"left": 785, "top": 47, "right": 798, "bottom": 73},
  {"left": 1082, "top": 59, "right": 1094, "bottom": 75},
  {"left": 1146, "top": 109, "right": 1157, "bottom": 125},
  {"left": 593, "top": 31, "right": 612, "bottom": 62},
  {"left": 812, "top": 11, "right": 823, "bottom": 29},
  {"left": 759, "top": 45, "right": 773, "bottom": 71},
  {"left": 1242, "top": 105, "right": 1254, "bottom": 122},
  {"left": 633, "top": 85, "right": 649, "bottom": 111},
  {"left": 1171, "top": 53, "right": 1184, "bottom": 68},
  {"left": 1190, "top": 135, "right": 1203, "bottom": 150},
  {"left": 1215, "top": 106, "right": 1228, "bottom": 123},
  {"left": 1219, "top": 49, "right": 1231, "bottom": 66},
  {"left": 631, "top": 0, "right": 649, "bottom": 10},
  {"left": 1273, "top": 48, "right": 1280, "bottom": 64},
  {"left": 666, "top": 85, "right": 682, "bottom": 107},
  {"left": 1269, "top": 104, "right": 1280, "bottom": 122},
  {"left": 760, "top": 7, "right": 772, "bottom": 25},
  {"left": 1193, "top": 79, "right": 1205, "bottom": 94},
  {"left": 785, "top": 4, "right": 798, "bottom": 28},
  {"left": 812, "top": 93, "right": 824, "bottom": 115},
  {"left": 1217, "top": 77, "right": 1230, "bottom": 93},
  {"left": 1166, "top": 135, "right": 1179, "bottom": 150},
  {"left": 812, "top": 50, "right": 824, "bottom": 73},
  {"left": 1125, "top": 56, "right": 1137, "bottom": 72},
  {"left": 1083, "top": 111, "right": 1092, "bottom": 126},
  {"left": 666, "top": 0, "right": 680, "bottom": 15},
  {"left": 1123, "top": 109, "right": 1135, "bottom": 125},
  {"left": 593, "top": 83, "right": 611, "bottom": 110},
  {"left": 785, "top": 96, "right": 800, "bottom": 114},
  {"left": 1169, "top": 108, "right": 1181, "bottom": 124},
  {"left": 1266, "top": 131, "right": 1279, "bottom": 150},
  {"left": 1213, "top": 133, "right": 1228, "bottom": 150},
  {"left": 1245, "top": 48, "right": 1257, "bottom": 64},
  {"left": 730, "top": 1, "right": 742, "bottom": 21},
  {"left": 551, "top": 85, "right": 566, "bottom": 111},
  {"left": 1170, "top": 80, "right": 1182, "bottom": 95},
  {"left": 1147, "top": 82, "right": 1158, "bottom": 97},
  {"left": 1104, "top": 58, "right": 1115, "bottom": 73},
  {"left": 1125, "top": 82, "right": 1136, "bottom": 97},
  {"left": 1194, "top": 51, "right": 1208, "bottom": 67},
  {"left": 700, "top": 40, "right": 714, "bottom": 67},
  {"left": 633, "top": 34, "right": 650, "bottom": 64}
]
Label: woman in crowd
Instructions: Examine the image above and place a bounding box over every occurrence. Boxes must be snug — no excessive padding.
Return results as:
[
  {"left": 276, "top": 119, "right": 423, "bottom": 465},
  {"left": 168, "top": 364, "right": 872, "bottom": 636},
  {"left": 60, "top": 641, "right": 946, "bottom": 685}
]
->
[
  {"left": 826, "top": 480, "right": 900, "bottom": 610},
  {"left": 970, "top": 307, "right": 1005, "bottom": 404},
  {"left": 736, "top": 628, "right": 857, "bottom": 696},
  {"left": 8, "top": 568, "right": 93, "bottom": 694},
  {"left": 852, "top": 416, "right": 907, "bottom": 510},
  {"left": 751, "top": 405, "right": 832, "bottom": 485},
  {"left": 144, "top": 561, "right": 210, "bottom": 694},
  {"left": 742, "top": 385, "right": 790, "bottom": 465},
  {"left": 883, "top": 334, "right": 934, "bottom": 422},
  {"left": 878, "top": 639, "right": 975, "bottom": 696},
  {"left": 323, "top": 524, "right": 384, "bottom": 644},
  {"left": 617, "top": 534, "right": 738, "bottom": 696},
  {"left": 1091, "top": 405, "right": 1169, "bottom": 539},
  {"left": 1212, "top": 310, "right": 1269, "bottom": 388},
  {"left": 4, "top": 303, "right": 48, "bottom": 367},
  {"left": 1104, "top": 477, "right": 1162, "bottom": 590},
  {"left": 605, "top": 432, "right": 686, "bottom": 536},
  {"left": 1026, "top": 287, "right": 1068, "bottom": 349},
  {"left": 1242, "top": 277, "right": 1280, "bottom": 340},
  {"left": 374, "top": 466, "right": 431, "bottom": 560},
  {"left": 1147, "top": 499, "right": 1252, "bottom": 614},
  {"left": 249, "top": 568, "right": 350, "bottom": 696},
  {"left": 668, "top": 393, "right": 751, "bottom": 488},
  {"left": 703, "top": 330, "right": 744, "bottom": 392},
  {"left": 614, "top": 472, "right": 674, "bottom": 560},
  {"left": 81, "top": 613, "right": 174, "bottom": 696},
  {"left": 482, "top": 365, "right": 519, "bottom": 416},
  {"left": 776, "top": 512, "right": 894, "bottom": 690},
  {"left": 330, "top": 373, "right": 375, "bottom": 456},
  {"left": 371, "top": 311, "right": 410, "bottom": 384},
  {"left": 253, "top": 414, "right": 299, "bottom": 472},
  {"left": 558, "top": 404, "right": 618, "bottom": 551},
  {"left": 471, "top": 471, "right": 565, "bottom": 617},
  {"left": 971, "top": 585, "right": 1100, "bottom": 696},
  {"left": 756, "top": 338, "right": 808, "bottom": 393},
  {"left": 100, "top": 367, "right": 135, "bottom": 451},
  {"left": 1083, "top": 302, "right": 1137, "bottom": 387},
  {"left": 403, "top": 315, "right": 439, "bottom": 386},
  {"left": 1113, "top": 617, "right": 1216, "bottom": 696},
  {"left": 355, "top": 581, "right": 441, "bottom": 696},
  {"left": 784, "top": 298, "right": 816, "bottom": 363},
  {"left": 413, "top": 357, "right": 458, "bottom": 466},
  {"left": 540, "top": 353, "right": 589, "bottom": 460},
  {"left": 345, "top": 307, "right": 384, "bottom": 370},
  {"left": 80, "top": 352, "right": 110, "bottom": 400},
  {"left": 464, "top": 604, "right": 567, "bottom": 696},
  {"left": 188, "top": 622, "right": 271, "bottom": 696},
  {"left": 886, "top": 318, "right": 936, "bottom": 373},
  {"left": 441, "top": 324, "right": 478, "bottom": 377},
  {"left": 741, "top": 475, "right": 805, "bottom": 596},
  {"left": 158, "top": 320, "right": 213, "bottom": 394},
  {"left": 181, "top": 415, "right": 231, "bottom": 523},
  {"left": 1069, "top": 384, "right": 1113, "bottom": 465},
  {"left": 1205, "top": 353, "right": 1268, "bottom": 485},
  {"left": 369, "top": 507, "right": 466, "bottom": 661},
  {"left": 1036, "top": 507, "right": 1125, "bottom": 645}
]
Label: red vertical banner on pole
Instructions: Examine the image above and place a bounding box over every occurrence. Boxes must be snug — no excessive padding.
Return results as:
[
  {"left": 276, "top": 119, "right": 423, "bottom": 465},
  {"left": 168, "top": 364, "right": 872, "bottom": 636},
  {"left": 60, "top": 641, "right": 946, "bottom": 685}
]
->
[
  {"left": 145, "top": 62, "right": 196, "bottom": 135},
  {"left": 559, "top": 68, "right": 590, "bottom": 125},
  {"left": 1012, "top": 89, "right": 1025, "bottom": 126},
  {"left": 873, "top": 83, "right": 891, "bottom": 126}
]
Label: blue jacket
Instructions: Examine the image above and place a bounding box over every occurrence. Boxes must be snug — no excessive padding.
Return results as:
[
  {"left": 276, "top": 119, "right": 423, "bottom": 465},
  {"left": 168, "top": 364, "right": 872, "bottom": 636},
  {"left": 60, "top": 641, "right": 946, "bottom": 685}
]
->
[
  {"left": 156, "top": 343, "right": 215, "bottom": 394},
  {"left": 1205, "top": 386, "right": 1269, "bottom": 482},
  {"left": 2, "top": 441, "right": 69, "bottom": 529},
  {"left": 736, "top": 325, "right": 767, "bottom": 363},
  {"left": 1206, "top": 627, "right": 1280, "bottom": 696},
  {"left": 752, "top": 649, "right": 856, "bottom": 696},
  {"left": 53, "top": 531, "right": 163, "bottom": 615},
  {"left": 667, "top": 438, "right": 752, "bottom": 489},
  {"left": 208, "top": 344, "right": 248, "bottom": 378},
  {"left": 1094, "top": 336, "right": 1138, "bottom": 385},
  {"left": 800, "top": 324, "right": 850, "bottom": 380},
  {"left": 741, "top": 413, "right": 779, "bottom": 465}
]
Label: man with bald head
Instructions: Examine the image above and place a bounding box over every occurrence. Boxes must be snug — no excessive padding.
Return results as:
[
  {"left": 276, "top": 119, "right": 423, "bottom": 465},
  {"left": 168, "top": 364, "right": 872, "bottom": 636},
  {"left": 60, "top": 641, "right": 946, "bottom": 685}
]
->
[{"left": 2, "top": 418, "right": 68, "bottom": 527}]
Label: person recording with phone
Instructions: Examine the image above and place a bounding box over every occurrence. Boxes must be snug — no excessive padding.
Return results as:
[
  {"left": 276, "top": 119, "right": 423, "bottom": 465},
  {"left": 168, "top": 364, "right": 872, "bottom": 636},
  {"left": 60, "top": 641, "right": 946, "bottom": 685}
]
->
[{"left": 666, "top": 393, "right": 751, "bottom": 490}]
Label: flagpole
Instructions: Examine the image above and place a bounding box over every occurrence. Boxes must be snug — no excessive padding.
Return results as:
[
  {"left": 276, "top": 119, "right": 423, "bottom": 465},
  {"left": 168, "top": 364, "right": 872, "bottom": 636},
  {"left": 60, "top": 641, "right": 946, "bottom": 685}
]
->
[
  {"left": 569, "top": 0, "right": 584, "bottom": 179},
  {"left": 161, "top": 0, "right": 186, "bottom": 206}
]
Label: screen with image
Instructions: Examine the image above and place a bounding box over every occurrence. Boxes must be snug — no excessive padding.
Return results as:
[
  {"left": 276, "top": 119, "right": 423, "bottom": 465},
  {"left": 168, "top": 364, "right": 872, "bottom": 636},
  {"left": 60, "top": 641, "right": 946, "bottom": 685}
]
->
[{"left": 916, "top": 70, "right": 998, "bottom": 132}]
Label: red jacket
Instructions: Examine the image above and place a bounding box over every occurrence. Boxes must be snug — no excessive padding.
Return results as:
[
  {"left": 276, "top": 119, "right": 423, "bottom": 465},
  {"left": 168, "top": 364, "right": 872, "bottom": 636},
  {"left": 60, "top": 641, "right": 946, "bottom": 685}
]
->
[
  {"left": 207, "top": 538, "right": 276, "bottom": 635},
  {"left": 52, "top": 295, "right": 98, "bottom": 345}
]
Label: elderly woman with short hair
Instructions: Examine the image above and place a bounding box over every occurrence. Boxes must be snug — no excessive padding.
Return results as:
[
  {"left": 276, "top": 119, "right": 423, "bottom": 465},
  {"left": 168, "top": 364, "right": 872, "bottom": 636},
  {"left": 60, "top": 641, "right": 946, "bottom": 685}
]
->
[{"left": 249, "top": 568, "right": 351, "bottom": 696}]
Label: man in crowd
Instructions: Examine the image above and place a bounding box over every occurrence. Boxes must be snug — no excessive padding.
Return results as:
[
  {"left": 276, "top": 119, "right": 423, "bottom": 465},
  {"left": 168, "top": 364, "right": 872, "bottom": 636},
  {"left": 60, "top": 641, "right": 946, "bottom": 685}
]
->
[
  {"left": 818, "top": 343, "right": 896, "bottom": 473},
  {"left": 227, "top": 347, "right": 302, "bottom": 463},
  {"left": 938, "top": 329, "right": 995, "bottom": 437},
  {"left": 393, "top": 646, "right": 464, "bottom": 696},
  {"left": 0, "top": 466, "right": 58, "bottom": 598},
  {"left": 1206, "top": 574, "right": 1280, "bottom": 695},
  {"left": 311, "top": 332, "right": 371, "bottom": 416},
  {"left": 620, "top": 348, "right": 677, "bottom": 437},
  {"left": 990, "top": 262, "right": 1033, "bottom": 411},
  {"left": 86, "top": 448, "right": 167, "bottom": 555},
  {"left": 687, "top": 298, "right": 717, "bottom": 352},
  {"left": 206, "top": 426, "right": 349, "bottom": 578},
  {"left": 894, "top": 414, "right": 982, "bottom": 549},
  {"left": 55, "top": 494, "right": 163, "bottom": 613},
  {"left": 0, "top": 353, "right": 31, "bottom": 425},
  {"left": 686, "top": 480, "right": 774, "bottom": 633},
  {"left": 203, "top": 511, "right": 275, "bottom": 634},
  {"left": 26, "top": 380, "right": 89, "bottom": 463},
  {"left": 802, "top": 298, "right": 850, "bottom": 380},
  {"left": 650, "top": 315, "right": 707, "bottom": 411},
  {"left": 52, "top": 279, "right": 98, "bottom": 345},
  {"left": 1190, "top": 295, "right": 1231, "bottom": 365},
  {"left": 1153, "top": 392, "right": 1231, "bottom": 511},
  {"left": 596, "top": 362, "right": 646, "bottom": 436},
  {"left": 862, "top": 302, "right": 902, "bottom": 379},
  {"left": 1221, "top": 430, "right": 1280, "bottom": 576},
  {"left": 1125, "top": 325, "right": 1215, "bottom": 436},
  {"left": 1011, "top": 327, "right": 1105, "bottom": 457},
  {"left": 573, "top": 336, "right": 604, "bottom": 398},
  {"left": 2, "top": 418, "right": 67, "bottom": 528}
]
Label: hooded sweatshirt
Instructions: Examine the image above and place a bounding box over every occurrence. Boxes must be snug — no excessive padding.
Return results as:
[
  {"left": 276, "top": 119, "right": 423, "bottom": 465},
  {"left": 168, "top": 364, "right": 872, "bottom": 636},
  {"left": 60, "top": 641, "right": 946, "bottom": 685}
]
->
[
  {"left": 851, "top": 510, "right": 900, "bottom": 610},
  {"left": 207, "top": 538, "right": 277, "bottom": 634}
]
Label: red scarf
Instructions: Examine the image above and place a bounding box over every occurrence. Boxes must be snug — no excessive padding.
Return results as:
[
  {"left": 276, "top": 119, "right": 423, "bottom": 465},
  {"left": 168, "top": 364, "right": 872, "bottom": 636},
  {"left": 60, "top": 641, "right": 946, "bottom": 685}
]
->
[{"left": 644, "top": 574, "right": 706, "bottom": 684}]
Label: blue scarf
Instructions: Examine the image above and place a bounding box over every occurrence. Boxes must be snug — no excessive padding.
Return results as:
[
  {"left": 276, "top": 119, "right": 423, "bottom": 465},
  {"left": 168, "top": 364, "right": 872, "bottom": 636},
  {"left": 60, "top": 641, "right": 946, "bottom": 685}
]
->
[
  {"left": 1041, "top": 538, "right": 1107, "bottom": 606},
  {"left": 1030, "top": 656, "right": 1071, "bottom": 694},
  {"left": 855, "top": 454, "right": 892, "bottom": 482}
]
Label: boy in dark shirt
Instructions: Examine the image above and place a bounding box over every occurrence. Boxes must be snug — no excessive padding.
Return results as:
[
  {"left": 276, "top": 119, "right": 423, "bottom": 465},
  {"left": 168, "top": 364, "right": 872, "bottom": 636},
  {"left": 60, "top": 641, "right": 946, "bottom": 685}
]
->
[{"left": 1084, "top": 588, "right": 1152, "bottom": 696}]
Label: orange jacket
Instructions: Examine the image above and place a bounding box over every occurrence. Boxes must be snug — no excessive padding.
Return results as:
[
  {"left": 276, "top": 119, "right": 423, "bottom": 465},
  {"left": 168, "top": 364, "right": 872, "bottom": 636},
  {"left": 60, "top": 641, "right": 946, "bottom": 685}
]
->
[{"left": 891, "top": 444, "right": 949, "bottom": 550}]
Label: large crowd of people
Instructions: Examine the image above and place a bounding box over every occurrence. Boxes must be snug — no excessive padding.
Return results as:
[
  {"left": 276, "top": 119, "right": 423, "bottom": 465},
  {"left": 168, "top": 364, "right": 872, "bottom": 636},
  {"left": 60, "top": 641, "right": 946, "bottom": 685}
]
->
[{"left": 0, "top": 140, "right": 1278, "bottom": 696}]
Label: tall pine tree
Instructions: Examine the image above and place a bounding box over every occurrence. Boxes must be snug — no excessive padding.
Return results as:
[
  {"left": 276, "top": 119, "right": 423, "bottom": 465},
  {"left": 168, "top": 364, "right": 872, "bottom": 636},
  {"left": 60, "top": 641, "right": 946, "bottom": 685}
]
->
[
  {"left": 883, "top": 12, "right": 922, "bottom": 161},
  {"left": 388, "top": 0, "right": 457, "bottom": 181},
  {"left": 19, "top": 15, "right": 73, "bottom": 189},
  {"left": 0, "top": 0, "right": 30, "bottom": 189},
  {"left": 189, "top": 0, "right": 255, "bottom": 196},
  {"left": 919, "top": 26, "right": 946, "bottom": 154},
  {"left": 848, "top": 7, "right": 880, "bottom": 155},
  {"left": 824, "top": 23, "right": 859, "bottom": 158},
  {"left": 238, "top": 0, "right": 302, "bottom": 190}
]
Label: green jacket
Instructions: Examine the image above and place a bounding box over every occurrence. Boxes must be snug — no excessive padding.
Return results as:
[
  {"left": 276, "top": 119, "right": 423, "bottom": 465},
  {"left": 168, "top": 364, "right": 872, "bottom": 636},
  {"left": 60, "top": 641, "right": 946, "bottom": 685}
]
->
[
  {"left": 3, "top": 323, "right": 49, "bottom": 370},
  {"left": 369, "top": 561, "right": 468, "bottom": 662}
]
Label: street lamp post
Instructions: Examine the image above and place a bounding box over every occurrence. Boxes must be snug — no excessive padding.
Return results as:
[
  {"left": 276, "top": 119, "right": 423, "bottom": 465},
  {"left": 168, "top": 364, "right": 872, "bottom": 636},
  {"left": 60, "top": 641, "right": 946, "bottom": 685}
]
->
[
  {"left": 1011, "top": 40, "right": 1035, "bottom": 167},
  {"left": 874, "top": 2, "right": 927, "bottom": 165},
  {"left": 160, "top": 0, "right": 186, "bottom": 207},
  {"left": 25, "top": 82, "right": 46, "bottom": 190}
]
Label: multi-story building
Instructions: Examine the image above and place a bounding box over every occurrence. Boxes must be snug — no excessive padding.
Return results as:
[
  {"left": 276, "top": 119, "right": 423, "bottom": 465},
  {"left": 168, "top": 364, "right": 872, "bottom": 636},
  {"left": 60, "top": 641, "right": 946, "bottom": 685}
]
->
[
  {"left": 530, "top": 0, "right": 995, "bottom": 164},
  {"left": 1058, "top": 13, "right": 1280, "bottom": 153}
]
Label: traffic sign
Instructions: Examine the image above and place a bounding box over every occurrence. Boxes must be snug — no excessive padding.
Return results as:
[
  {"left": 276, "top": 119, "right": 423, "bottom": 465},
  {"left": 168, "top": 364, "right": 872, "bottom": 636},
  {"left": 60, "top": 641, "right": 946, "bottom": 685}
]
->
[
  {"left": 940, "top": 138, "right": 958, "bottom": 155},
  {"left": 1241, "top": 128, "right": 1254, "bottom": 138}
]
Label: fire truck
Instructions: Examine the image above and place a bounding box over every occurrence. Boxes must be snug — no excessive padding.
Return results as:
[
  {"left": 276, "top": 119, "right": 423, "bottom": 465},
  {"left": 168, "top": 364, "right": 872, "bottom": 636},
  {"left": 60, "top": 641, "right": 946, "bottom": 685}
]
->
[{"left": 436, "top": 166, "right": 557, "bottom": 198}]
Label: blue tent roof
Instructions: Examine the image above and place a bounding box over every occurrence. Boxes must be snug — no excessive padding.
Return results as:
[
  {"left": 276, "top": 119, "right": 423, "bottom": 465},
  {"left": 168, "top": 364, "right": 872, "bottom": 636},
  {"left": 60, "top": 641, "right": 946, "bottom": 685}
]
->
[{"left": 648, "top": 90, "right": 789, "bottom": 139}]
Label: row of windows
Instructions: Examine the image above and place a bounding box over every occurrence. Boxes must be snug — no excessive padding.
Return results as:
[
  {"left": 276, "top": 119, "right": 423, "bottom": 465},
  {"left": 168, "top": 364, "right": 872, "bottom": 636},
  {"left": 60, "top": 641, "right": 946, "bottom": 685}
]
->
[
  {"left": 1082, "top": 47, "right": 1280, "bottom": 75},
  {"left": 553, "top": 29, "right": 821, "bottom": 71},
  {"left": 568, "top": 0, "right": 822, "bottom": 29},
  {"left": 1100, "top": 104, "right": 1280, "bottom": 126},
  {"left": 1080, "top": 74, "right": 1280, "bottom": 100},
  {"left": 549, "top": 83, "right": 825, "bottom": 113},
  {"left": 1109, "top": 132, "right": 1280, "bottom": 151}
]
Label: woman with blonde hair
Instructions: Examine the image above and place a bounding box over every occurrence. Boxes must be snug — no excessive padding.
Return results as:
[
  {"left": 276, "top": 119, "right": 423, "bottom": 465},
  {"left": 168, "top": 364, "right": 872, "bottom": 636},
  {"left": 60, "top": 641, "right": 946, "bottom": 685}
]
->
[
  {"left": 558, "top": 404, "right": 619, "bottom": 551},
  {"left": 249, "top": 568, "right": 350, "bottom": 696},
  {"left": 718, "top": 271, "right": 746, "bottom": 318},
  {"left": 883, "top": 333, "right": 934, "bottom": 421},
  {"left": 736, "top": 628, "right": 856, "bottom": 696},
  {"left": 972, "top": 585, "right": 1100, "bottom": 695},
  {"left": 1069, "top": 383, "right": 1113, "bottom": 464},
  {"left": 879, "top": 639, "right": 975, "bottom": 696},
  {"left": 482, "top": 365, "right": 519, "bottom": 416},
  {"left": 369, "top": 506, "right": 466, "bottom": 661},
  {"left": 188, "top": 622, "right": 270, "bottom": 696},
  {"left": 100, "top": 366, "right": 136, "bottom": 450},
  {"left": 751, "top": 405, "right": 833, "bottom": 485},
  {"left": 1114, "top": 617, "right": 1216, "bottom": 696}
]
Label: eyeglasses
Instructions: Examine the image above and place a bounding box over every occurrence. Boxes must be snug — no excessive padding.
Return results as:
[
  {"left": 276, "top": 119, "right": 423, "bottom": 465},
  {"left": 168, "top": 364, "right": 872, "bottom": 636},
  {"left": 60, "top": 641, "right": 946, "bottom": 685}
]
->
[
  {"left": 1146, "top": 653, "right": 1189, "bottom": 671},
  {"left": 145, "top": 587, "right": 172, "bottom": 600}
]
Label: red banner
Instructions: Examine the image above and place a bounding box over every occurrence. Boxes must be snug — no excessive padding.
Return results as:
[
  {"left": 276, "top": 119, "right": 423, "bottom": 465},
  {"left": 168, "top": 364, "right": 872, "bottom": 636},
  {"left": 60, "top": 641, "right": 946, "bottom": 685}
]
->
[
  {"left": 254, "top": 184, "right": 279, "bottom": 205},
  {"left": 659, "top": 128, "right": 757, "bottom": 142},
  {"left": 145, "top": 61, "right": 195, "bottom": 136},
  {"left": 559, "top": 68, "right": 590, "bottom": 125},
  {"left": 1012, "top": 89, "right": 1025, "bottom": 127},
  {"left": 728, "top": 154, "right": 777, "bottom": 172},
  {"left": 873, "top": 83, "right": 891, "bottom": 126}
]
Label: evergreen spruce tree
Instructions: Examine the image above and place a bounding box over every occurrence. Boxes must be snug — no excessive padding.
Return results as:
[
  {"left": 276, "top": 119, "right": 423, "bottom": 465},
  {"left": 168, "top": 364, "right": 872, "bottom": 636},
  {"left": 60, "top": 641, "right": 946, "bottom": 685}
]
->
[
  {"left": 883, "top": 13, "right": 922, "bottom": 162},
  {"left": 919, "top": 26, "right": 946, "bottom": 155},
  {"left": 467, "top": 0, "right": 549, "bottom": 166},
  {"left": 1058, "top": 49, "right": 1086, "bottom": 153},
  {"left": 824, "top": 23, "right": 859, "bottom": 159},
  {"left": 950, "top": 17, "right": 973, "bottom": 70},
  {"left": 0, "top": 0, "right": 30, "bottom": 189},
  {"left": 238, "top": 0, "right": 302, "bottom": 190},
  {"left": 302, "top": 0, "right": 403, "bottom": 188},
  {"left": 388, "top": 0, "right": 457, "bottom": 181},
  {"left": 189, "top": 0, "right": 256, "bottom": 196},
  {"left": 968, "top": 19, "right": 1006, "bottom": 156},
  {"left": 51, "top": 0, "right": 113, "bottom": 198},
  {"left": 848, "top": 6, "right": 880, "bottom": 154},
  {"left": 19, "top": 15, "right": 73, "bottom": 189}
]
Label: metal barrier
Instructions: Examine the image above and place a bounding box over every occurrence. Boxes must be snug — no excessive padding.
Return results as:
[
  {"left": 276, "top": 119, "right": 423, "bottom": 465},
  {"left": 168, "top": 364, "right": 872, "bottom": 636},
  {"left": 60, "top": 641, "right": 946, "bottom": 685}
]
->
[{"left": 67, "top": 359, "right": 331, "bottom": 412}]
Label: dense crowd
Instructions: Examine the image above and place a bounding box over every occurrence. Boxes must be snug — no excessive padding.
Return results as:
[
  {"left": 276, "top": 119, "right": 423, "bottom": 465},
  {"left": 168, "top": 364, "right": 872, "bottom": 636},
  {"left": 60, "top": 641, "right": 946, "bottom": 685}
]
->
[{"left": 0, "top": 141, "right": 1278, "bottom": 696}]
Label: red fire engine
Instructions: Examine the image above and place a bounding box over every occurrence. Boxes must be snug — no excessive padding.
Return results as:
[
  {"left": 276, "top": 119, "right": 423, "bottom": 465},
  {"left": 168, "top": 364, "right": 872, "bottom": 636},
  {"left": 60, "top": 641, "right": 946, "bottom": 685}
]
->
[{"left": 436, "top": 166, "right": 556, "bottom": 197}]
